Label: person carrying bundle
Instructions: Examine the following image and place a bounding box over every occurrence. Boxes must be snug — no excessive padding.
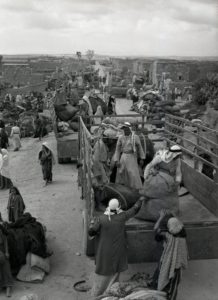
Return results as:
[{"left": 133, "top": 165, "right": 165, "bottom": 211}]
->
[{"left": 150, "top": 210, "right": 188, "bottom": 300}]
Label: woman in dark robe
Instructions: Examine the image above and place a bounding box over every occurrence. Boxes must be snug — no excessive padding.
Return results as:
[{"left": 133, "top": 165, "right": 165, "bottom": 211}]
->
[
  {"left": 107, "top": 95, "right": 116, "bottom": 115},
  {"left": 38, "top": 142, "right": 55, "bottom": 186},
  {"left": 0, "top": 128, "right": 9, "bottom": 149},
  {"left": 7, "top": 187, "right": 25, "bottom": 223},
  {"left": 88, "top": 197, "right": 144, "bottom": 297},
  {"left": 0, "top": 149, "right": 13, "bottom": 190},
  {"left": 150, "top": 210, "right": 188, "bottom": 300},
  {"left": 0, "top": 214, "right": 13, "bottom": 297}
]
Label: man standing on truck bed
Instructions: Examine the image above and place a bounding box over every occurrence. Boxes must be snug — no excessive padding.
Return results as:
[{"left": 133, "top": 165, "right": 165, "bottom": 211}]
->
[{"left": 114, "top": 122, "right": 145, "bottom": 190}]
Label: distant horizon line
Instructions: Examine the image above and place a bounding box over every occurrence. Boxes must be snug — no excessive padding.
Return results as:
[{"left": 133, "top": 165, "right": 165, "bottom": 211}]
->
[{"left": 1, "top": 53, "right": 218, "bottom": 58}]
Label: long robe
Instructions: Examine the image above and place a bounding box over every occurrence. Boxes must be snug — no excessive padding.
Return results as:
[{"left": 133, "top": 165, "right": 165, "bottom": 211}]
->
[
  {"left": 92, "top": 139, "right": 109, "bottom": 185},
  {"left": 89, "top": 201, "right": 142, "bottom": 297},
  {"left": 0, "top": 230, "right": 13, "bottom": 288},
  {"left": 114, "top": 134, "right": 145, "bottom": 190},
  {"left": 10, "top": 126, "right": 21, "bottom": 150},
  {"left": 8, "top": 193, "right": 26, "bottom": 223},
  {"left": 38, "top": 148, "right": 54, "bottom": 182}
]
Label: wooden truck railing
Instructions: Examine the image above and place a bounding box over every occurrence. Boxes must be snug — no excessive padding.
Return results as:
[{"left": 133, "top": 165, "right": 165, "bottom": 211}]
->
[{"left": 78, "top": 113, "right": 218, "bottom": 260}]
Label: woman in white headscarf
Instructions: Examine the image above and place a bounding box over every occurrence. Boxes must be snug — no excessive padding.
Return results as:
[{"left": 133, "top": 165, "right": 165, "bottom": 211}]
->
[
  {"left": 10, "top": 122, "right": 21, "bottom": 151},
  {"left": 38, "top": 142, "right": 55, "bottom": 186},
  {"left": 136, "top": 145, "right": 182, "bottom": 221},
  {"left": 88, "top": 197, "right": 144, "bottom": 298},
  {"left": 0, "top": 149, "right": 13, "bottom": 189}
]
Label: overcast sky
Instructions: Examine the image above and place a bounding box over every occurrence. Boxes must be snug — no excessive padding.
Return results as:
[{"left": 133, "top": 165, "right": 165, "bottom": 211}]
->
[{"left": 0, "top": 0, "right": 217, "bottom": 56}]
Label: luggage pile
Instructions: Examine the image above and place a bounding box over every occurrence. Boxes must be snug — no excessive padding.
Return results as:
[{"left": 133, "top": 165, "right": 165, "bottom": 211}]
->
[
  {"left": 54, "top": 90, "right": 107, "bottom": 133},
  {"left": 131, "top": 91, "right": 181, "bottom": 128},
  {"left": 100, "top": 281, "right": 167, "bottom": 300}
]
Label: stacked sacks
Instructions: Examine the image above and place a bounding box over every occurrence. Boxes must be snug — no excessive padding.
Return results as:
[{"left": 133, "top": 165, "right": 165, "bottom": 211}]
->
[
  {"left": 131, "top": 91, "right": 181, "bottom": 128},
  {"left": 54, "top": 90, "right": 79, "bottom": 132}
]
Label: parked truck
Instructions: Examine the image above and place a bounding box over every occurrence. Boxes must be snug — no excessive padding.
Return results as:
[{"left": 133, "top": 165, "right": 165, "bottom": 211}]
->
[
  {"left": 78, "top": 112, "right": 218, "bottom": 262},
  {"left": 49, "top": 96, "right": 78, "bottom": 163}
]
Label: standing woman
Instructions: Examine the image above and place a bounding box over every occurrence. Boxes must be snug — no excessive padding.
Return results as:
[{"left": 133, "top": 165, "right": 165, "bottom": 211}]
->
[
  {"left": 114, "top": 122, "right": 145, "bottom": 190},
  {"left": 10, "top": 122, "right": 21, "bottom": 151},
  {"left": 0, "top": 214, "right": 13, "bottom": 297},
  {"left": 151, "top": 210, "right": 188, "bottom": 300},
  {"left": 107, "top": 95, "right": 116, "bottom": 115},
  {"left": 38, "top": 142, "right": 55, "bottom": 186},
  {"left": 0, "top": 149, "right": 13, "bottom": 190},
  {"left": 7, "top": 186, "right": 25, "bottom": 223},
  {"left": 89, "top": 197, "right": 143, "bottom": 297},
  {"left": 0, "top": 127, "right": 9, "bottom": 149}
]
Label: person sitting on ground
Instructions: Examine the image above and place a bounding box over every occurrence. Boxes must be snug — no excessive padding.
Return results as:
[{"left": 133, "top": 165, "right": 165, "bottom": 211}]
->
[
  {"left": 114, "top": 122, "right": 145, "bottom": 190},
  {"left": 7, "top": 187, "right": 26, "bottom": 223},
  {"left": 0, "top": 213, "right": 13, "bottom": 297},
  {"left": 88, "top": 197, "right": 144, "bottom": 297},
  {"left": 10, "top": 122, "right": 21, "bottom": 151},
  {"left": 38, "top": 142, "right": 55, "bottom": 186},
  {"left": 150, "top": 210, "right": 188, "bottom": 300}
]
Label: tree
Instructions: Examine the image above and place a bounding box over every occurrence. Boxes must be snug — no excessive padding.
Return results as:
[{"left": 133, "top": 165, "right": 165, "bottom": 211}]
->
[
  {"left": 86, "top": 50, "right": 94, "bottom": 61},
  {"left": 193, "top": 73, "right": 218, "bottom": 106},
  {"left": 76, "top": 51, "right": 82, "bottom": 60}
]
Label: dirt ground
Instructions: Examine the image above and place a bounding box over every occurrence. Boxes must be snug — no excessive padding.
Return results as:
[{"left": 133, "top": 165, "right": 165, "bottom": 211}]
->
[{"left": 1, "top": 128, "right": 218, "bottom": 299}]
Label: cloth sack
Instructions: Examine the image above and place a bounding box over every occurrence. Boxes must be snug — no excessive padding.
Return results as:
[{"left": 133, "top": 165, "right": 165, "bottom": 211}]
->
[
  {"left": 30, "top": 253, "right": 50, "bottom": 274},
  {"left": 16, "top": 253, "right": 45, "bottom": 283}
]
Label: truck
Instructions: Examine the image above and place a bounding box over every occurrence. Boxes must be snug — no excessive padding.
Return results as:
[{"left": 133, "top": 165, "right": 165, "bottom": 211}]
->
[
  {"left": 49, "top": 97, "right": 78, "bottom": 163},
  {"left": 78, "top": 111, "right": 218, "bottom": 262}
]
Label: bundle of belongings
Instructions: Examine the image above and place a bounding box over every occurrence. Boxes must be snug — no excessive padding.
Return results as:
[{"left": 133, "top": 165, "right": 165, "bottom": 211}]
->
[
  {"left": 99, "top": 280, "right": 167, "bottom": 300},
  {"left": 131, "top": 90, "right": 181, "bottom": 128},
  {"left": 54, "top": 89, "right": 107, "bottom": 135},
  {"left": 3, "top": 213, "right": 50, "bottom": 282}
]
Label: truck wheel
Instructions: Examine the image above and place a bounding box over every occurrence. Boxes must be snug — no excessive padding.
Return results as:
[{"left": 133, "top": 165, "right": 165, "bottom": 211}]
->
[
  {"left": 58, "top": 157, "right": 64, "bottom": 164},
  {"left": 82, "top": 209, "right": 95, "bottom": 257}
]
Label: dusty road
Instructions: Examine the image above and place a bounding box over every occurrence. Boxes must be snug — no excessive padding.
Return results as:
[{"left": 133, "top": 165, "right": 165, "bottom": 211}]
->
[{"left": 0, "top": 130, "right": 218, "bottom": 299}]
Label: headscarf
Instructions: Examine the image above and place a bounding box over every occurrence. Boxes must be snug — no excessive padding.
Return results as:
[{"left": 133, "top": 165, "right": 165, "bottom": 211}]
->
[
  {"left": 41, "top": 142, "right": 56, "bottom": 164},
  {"left": 120, "top": 122, "right": 137, "bottom": 153},
  {"left": 104, "top": 198, "right": 123, "bottom": 221},
  {"left": 167, "top": 217, "right": 184, "bottom": 235},
  {"left": 158, "top": 145, "right": 182, "bottom": 163},
  {"left": 82, "top": 95, "right": 93, "bottom": 116}
]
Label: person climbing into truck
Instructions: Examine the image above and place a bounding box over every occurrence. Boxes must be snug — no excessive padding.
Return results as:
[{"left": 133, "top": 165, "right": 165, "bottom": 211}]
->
[{"left": 88, "top": 197, "right": 145, "bottom": 298}]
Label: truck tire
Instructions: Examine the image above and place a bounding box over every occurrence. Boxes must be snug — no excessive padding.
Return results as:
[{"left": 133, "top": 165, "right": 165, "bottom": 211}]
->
[
  {"left": 58, "top": 157, "right": 64, "bottom": 164},
  {"left": 82, "top": 209, "right": 95, "bottom": 257}
]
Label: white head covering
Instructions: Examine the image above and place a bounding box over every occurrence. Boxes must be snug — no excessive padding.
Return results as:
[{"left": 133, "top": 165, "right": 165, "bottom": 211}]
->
[
  {"left": 104, "top": 198, "right": 123, "bottom": 221},
  {"left": 167, "top": 217, "right": 184, "bottom": 235},
  {"left": 159, "top": 145, "right": 182, "bottom": 163}
]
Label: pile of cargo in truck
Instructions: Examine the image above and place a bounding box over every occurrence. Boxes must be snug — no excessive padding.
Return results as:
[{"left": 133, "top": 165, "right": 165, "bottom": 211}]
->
[
  {"left": 53, "top": 89, "right": 107, "bottom": 135},
  {"left": 131, "top": 90, "right": 181, "bottom": 127}
]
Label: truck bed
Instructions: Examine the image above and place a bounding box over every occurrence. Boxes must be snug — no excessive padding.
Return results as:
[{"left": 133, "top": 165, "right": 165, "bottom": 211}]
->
[
  {"left": 125, "top": 192, "right": 218, "bottom": 262},
  {"left": 126, "top": 192, "right": 218, "bottom": 230}
]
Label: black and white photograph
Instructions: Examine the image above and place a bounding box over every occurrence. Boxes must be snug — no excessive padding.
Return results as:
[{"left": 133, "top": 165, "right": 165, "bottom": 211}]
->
[{"left": 0, "top": 0, "right": 218, "bottom": 299}]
